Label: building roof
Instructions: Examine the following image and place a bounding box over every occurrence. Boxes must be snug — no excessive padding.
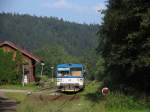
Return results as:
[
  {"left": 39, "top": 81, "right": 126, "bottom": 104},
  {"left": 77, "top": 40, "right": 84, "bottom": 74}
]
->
[{"left": 0, "top": 41, "right": 41, "bottom": 62}]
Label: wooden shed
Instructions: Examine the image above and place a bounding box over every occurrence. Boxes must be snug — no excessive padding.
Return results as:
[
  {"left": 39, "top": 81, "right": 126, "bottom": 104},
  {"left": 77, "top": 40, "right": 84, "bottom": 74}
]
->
[{"left": 0, "top": 41, "right": 42, "bottom": 83}]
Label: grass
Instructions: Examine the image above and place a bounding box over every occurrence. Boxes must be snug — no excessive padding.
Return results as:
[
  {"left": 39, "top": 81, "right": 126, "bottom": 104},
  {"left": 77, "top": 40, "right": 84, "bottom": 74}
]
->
[
  {"left": 5, "top": 81, "right": 150, "bottom": 112},
  {"left": 0, "top": 83, "right": 39, "bottom": 91},
  {"left": 106, "top": 92, "right": 150, "bottom": 112},
  {"left": 5, "top": 92, "right": 27, "bottom": 102},
  {"left": 0, "top": 76, "right": 56, "bottom": 91},
  {"left": 16, "top": 95, "right": 105, "bottom": 112}
]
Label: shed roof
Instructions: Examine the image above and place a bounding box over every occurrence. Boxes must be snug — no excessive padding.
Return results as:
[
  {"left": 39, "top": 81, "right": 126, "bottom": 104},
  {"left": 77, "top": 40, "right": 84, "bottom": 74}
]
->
[{"left": 0, "top": 41, "right": 41, "bottom": 62}]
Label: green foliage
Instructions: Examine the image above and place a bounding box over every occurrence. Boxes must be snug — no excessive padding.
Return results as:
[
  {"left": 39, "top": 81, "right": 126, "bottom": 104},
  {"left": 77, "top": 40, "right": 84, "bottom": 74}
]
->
[
  {"left": 80, "top": 49, "right": 105, "bottom": 81},
  {"left": 94, "top": 56, "right": 105, "bottom": 80},
  {"left": 97, "top": 0, "right": 150, "bottom": 92},
  {"left": 34, "top": 44, "right": 80, "bottom": 76},
  {"left": 0, "top": 13, "right": 101, "bottom": 80},
  {"left": 0, "top": 49, "right": 17, "bottom": 83},
  {"left": 106, "top": 92, "right": 150, "bottom": 112},
  {"left": 80, "top": 50, "right": 98, "bottom": 80},
  {"left": 15, "top": 51, "right": 23, "bottom": 81},
  {"left": 0, "top": 13, "right": 99, "bottom": 56},
  {"left": 35, "top": 44, "right": 79, "bottom": 66},
  {"left": 0, "top": 49, "right": 23, "bottom": 84},
  {"left": 37, "top": 75, "right": 56, "bottom": 89}
]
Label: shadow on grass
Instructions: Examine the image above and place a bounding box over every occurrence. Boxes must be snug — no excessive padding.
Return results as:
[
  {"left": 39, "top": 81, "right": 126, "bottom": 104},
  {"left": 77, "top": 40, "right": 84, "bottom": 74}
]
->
[
  {"left": 84, "top": 92, "right": 104, "bottom": 103},
  {"left": 0, "top": 97, "right": 20, "bottom": 112},
  {"left": 61, "top": 88, "right": 84, "bottom": 95},
  {"left": 62, "top": 91, "right": 78, "bottom": 95}
]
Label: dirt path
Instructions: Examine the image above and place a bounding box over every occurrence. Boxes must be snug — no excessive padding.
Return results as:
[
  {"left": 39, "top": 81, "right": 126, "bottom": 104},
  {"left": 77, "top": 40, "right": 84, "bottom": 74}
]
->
[
  {"left": 0, "top": 88, "right": 58, "bottom": 95},
  {"left": 0, "top": 88, "right": 66, "bottom": 112},
  {"left": 0, "top": 91, "right": 18, "bottom": 112},
  {"left": 0, "top": 89, "right": 28, "bottom": 93}
]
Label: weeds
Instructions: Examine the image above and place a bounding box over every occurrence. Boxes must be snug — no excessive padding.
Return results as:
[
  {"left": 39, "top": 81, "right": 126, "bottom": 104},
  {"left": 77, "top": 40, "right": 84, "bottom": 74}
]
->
[{"left": 5, "top": 81, "right": 150, "bottom": 112}]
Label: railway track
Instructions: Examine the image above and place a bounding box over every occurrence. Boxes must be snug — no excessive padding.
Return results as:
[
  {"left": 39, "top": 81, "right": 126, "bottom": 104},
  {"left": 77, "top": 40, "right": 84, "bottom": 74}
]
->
[
  {"left": 54, "top": 93, "right": 78, "bottom": 112},
  {"left": 35, "top": 86, "right": 80, "bottom": 112}
]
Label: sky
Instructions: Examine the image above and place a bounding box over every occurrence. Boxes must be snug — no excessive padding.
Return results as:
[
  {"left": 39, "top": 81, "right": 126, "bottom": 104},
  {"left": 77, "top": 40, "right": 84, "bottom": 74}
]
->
[{"left": 0, "top": 0, "right": 106, "bottom": 24}]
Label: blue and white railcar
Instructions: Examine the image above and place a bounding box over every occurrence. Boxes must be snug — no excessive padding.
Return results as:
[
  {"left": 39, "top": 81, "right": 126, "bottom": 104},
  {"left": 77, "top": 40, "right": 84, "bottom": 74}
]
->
[{"left": 56, "top": 64, "right": 85, "bottom": 92}]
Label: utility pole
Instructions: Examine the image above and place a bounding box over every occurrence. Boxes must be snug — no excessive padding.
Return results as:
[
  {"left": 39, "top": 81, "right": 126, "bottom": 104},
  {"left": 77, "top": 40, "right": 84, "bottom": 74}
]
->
[
  {"left": 22, "top": 65, "right": 24, "bottom": 86},
  {"left": 41, "top": 62, "right": 45, "bottom": 77},
  {"left": 51, "top": 66, "right": 54, "bottom": 82}
]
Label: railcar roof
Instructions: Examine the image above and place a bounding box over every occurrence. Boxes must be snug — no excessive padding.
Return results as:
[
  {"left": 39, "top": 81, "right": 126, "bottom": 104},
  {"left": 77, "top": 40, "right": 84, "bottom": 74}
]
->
[{"left": 57, "top": 64, "right": 83, "bottom": 68}]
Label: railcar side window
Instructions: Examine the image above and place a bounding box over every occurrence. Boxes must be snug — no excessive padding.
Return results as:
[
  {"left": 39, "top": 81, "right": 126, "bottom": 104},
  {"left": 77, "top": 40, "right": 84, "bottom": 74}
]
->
[{"left": 70, "top": 67, "right": 82, "bottom": 76}]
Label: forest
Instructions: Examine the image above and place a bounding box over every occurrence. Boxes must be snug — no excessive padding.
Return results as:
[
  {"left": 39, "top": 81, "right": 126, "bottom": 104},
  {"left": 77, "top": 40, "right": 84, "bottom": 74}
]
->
[
  {"left": 0, "top": 13, "right": 101, "bottom": 80},
  {"left": 0, "top": 13, "right": 99, "bottom": 56}
]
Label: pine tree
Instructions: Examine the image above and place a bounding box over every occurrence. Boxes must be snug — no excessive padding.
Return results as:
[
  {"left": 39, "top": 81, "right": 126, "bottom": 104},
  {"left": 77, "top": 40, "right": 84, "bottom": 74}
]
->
[{"left": 97, "top": 0, "right": 150, "bottom": 93}]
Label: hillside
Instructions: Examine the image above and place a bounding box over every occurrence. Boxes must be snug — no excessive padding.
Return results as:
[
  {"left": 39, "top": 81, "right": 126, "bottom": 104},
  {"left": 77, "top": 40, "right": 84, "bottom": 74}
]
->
[{"left": 0, "top": 13, "right": 99, "bottom": 56}]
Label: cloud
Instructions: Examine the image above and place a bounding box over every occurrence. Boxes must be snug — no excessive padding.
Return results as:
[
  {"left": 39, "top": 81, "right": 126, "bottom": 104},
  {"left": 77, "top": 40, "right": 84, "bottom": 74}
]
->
[
  {"left": 42, "top": 0, "right": 69, "bottom": 9},
  {"left": 42, "top": 0, "right": 106, "bottom": 14},
  {"left": 52, "top": 0, "right": 69, "bottom": 8},
  {"left": 92, "top": 4, "right": 106, "bottom": 13}
]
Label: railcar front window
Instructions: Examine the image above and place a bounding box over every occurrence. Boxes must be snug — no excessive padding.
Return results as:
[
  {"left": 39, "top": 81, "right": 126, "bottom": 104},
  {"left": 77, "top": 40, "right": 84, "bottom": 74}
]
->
[{"left": 58, "top": 71, "right": 69, "bottom": 77}]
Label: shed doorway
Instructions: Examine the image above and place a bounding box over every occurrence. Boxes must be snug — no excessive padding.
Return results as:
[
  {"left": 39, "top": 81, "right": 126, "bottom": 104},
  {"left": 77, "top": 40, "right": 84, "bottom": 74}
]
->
[{"left": 22, "top": 64, "right": 30, "bottom": 84}]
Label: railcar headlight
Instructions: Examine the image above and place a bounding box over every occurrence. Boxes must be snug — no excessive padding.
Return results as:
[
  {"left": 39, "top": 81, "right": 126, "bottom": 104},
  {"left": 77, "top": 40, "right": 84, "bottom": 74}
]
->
[
  {"left": 80, "top": 78, "right": 83, "bottom": 82},
  {"left": 57, "top": 78, "right": 62, "bottom": 82}
]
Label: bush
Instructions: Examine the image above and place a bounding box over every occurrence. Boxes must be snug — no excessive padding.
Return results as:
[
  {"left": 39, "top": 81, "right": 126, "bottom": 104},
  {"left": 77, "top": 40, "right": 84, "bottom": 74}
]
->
[
  {"left": 38, "top": 75, "right": 55, "bottom": 88},
  {"left": 0, "top": 49, "right": 22, "bottom": 84},
  {"left": 106, "top": 92, "right": 150, "bottom": 112}
]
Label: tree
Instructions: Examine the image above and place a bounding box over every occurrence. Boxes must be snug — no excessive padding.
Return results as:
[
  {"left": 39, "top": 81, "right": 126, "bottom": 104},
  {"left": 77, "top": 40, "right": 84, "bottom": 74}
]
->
[
  {"left": 15, "top": 51, "right": 23, "bottom": 82},
  {"left": 94, "top": 56, "right": 105, "bottom": 81},
  {"left": 34, "top": 44, "right": 80, "bottom": 77},
  {"left": 0, "top": 13, "right": 99, "bottom": 56},
  {"left": 0, "top": 49, "right": 23, "bottom": 84},
  {"left": 97, "top": 0, "right": 150, "bottom": 93},
  {"left": 0, "top": 49, "right": 17, "bottom": 83}
]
